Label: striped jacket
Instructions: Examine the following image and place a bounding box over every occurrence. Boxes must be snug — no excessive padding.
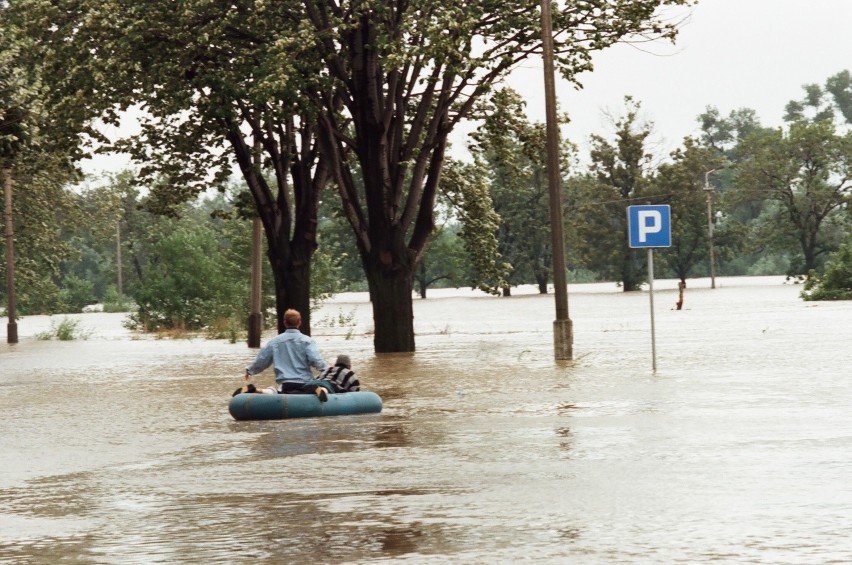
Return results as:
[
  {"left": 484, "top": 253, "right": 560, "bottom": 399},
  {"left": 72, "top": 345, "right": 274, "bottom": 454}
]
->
[{"left": 316, "top": 365, "right": 360, "bottom": 392}]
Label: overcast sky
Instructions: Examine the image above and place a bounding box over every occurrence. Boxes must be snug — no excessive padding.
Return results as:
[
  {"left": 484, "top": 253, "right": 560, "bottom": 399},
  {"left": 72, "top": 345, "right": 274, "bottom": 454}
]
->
[
  {"left": 82, "top": 0, "right": 852, "bottom": 174},
  {"left": 499, "top": 0, "right": 852, "bottom": 162}
]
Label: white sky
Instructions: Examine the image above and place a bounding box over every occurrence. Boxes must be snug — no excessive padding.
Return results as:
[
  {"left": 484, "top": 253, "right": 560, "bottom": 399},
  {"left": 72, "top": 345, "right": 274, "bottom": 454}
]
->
[
  {"left": 82, "top": 0, "right": 852, "bottom": 174},
  {"left": 500, "top": 0, "right": 852, "bottom": 162}
]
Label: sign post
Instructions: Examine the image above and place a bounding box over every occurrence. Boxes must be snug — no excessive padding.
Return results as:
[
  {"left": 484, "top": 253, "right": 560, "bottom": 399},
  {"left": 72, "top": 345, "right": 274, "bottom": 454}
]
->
[{"left": 627, "top": 205, "right": 671, "bottom": 372}]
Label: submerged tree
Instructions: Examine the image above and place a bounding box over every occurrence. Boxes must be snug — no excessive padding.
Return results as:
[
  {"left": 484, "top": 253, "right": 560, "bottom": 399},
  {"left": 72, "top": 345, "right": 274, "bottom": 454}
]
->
[
  {"left": 652, "top": 138, "right": 724, "bottom": 303},
  {"left": 734, "top": 120, "right": 852, "bottom": 274},
  {"left": 23, "top": 0, "right": 331, "bottom": 334},
  {"left": 468, "top": 88, "right": 570, "bottom": 296},
  {"left": 578, "top": 96, "right": 654, "bottom": 291},
  {"left": 302, "top": 1, "right": 692, "bottom": 350},
  {"left": 1, "top": 4, "right": 86, "bottom": 316}
]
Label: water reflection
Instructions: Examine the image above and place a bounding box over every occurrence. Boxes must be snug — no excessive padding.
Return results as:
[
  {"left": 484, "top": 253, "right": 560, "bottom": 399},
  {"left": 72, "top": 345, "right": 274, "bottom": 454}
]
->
[{"left": 2, "top": 278, "right": 852, "bottom": 563}]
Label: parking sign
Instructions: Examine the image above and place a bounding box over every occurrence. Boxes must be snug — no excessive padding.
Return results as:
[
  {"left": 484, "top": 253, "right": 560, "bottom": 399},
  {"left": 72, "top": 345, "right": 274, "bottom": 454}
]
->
[{"left": 627, "top": 205, "right": 671, "bottom": 248}]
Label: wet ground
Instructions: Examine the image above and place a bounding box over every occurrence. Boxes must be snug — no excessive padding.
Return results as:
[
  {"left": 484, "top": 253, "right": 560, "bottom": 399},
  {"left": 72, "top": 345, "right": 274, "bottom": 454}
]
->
[{"left": 1, "top": 277, "right": 851, "bottom": 564}]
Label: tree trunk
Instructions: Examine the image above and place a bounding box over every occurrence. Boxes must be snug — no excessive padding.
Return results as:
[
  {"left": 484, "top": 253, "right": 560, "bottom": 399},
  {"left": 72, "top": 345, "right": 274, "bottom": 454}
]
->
[
  {"left": 676, "top": 279, "right": 686, "bottom": 310},
  {"left": 536, "top": 273, "right": 548, "bottom": 294},
  {"left": 269, "top": 251, "right": 312, "bottom": 336},
  {"left": 622, "top": 246, "right": 642, "bottom": 292},
  {"left": 417, "top": 261, "right": 427, "bottom": 299},
  {"left": 364, "top": 261, "right": 415, "bottom": 352}
]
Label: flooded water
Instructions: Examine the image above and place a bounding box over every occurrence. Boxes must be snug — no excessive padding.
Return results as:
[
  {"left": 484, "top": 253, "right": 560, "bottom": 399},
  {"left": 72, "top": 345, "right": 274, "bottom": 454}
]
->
[{"left": 1, "top": 276, "right": 851, "bottom": 564}]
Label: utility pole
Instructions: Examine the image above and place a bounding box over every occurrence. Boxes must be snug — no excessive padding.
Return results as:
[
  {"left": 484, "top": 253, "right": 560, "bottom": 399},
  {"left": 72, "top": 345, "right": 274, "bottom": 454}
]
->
[
  {"left": 248, "top": 138, "right": 263, "bottom": 348},
  {"left": 540, "top": 0, "right": 572, "bottom": 360},
  {"left": 248, "top": 217, "right": 263, "bottom": 348},
  {"left": 704, "top": 168, "right": 720, "bottom": 289},
  {"left": 3, "top": 168, "right": 18, "bottom": 344},
  {"left": 116, "top": 219, "right": 123, "bottom": 299}
]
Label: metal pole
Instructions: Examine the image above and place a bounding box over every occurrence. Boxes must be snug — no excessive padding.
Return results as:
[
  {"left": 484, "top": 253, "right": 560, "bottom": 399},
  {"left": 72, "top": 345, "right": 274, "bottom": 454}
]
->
[
  {"left": 704, "top": 169, "right": 719, "bottom": 289},
  {"left": 540, "top": 0, "right": 572, "bottom": 360},
  {"left": 3, "top": 168, "right": 18, "bottom": 344},
  {"left": 647, "top": 248, "right": 657, "bottom": 372}
]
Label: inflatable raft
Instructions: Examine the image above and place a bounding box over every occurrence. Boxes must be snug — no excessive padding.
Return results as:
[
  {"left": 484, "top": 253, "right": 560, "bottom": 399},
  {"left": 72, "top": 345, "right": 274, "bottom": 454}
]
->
[{"left": 229, "top": 390, "right": 383, "bottom": 421}]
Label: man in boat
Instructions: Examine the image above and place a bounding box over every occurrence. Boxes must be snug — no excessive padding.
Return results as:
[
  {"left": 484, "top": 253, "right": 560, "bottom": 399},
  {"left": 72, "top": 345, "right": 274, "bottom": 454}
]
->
[{"left": 236, "top": 308, "right": 332, "bottom": 401}]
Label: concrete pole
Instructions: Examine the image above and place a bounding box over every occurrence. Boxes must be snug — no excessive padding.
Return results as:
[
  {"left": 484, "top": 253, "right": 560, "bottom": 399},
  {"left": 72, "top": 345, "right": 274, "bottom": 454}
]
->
[
  {"left": 704, "top": 168, "right": 720, "bottom": 289},
  {"left": 116, "top": 219, "right": 123, "bottom": 298},
  {"left": 248, "top": 136, "right": 264, "bottom": 348},
  {"left": 247, "top": 217, "right": 263, "bottom": 348},
  {"left": 540, "top": 0, "right": 572, "bottom": 360},
  {"left": 3, "top": 168, "right": 18, "bottom": 344}
]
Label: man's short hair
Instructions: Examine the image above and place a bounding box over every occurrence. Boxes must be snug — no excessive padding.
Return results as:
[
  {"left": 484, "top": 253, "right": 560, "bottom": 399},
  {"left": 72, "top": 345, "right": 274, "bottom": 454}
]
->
[
  {"left": 335, "top": 354, "right": 351, "bottom": 368},
  {"left": 283, "top": 309, "right": 301, "bottom": 328}
]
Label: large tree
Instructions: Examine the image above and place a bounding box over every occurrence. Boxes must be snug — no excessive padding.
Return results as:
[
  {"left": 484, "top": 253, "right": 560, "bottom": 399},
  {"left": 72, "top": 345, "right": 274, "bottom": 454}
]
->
[
  {"left": 301, "top": 1, "right": 690, "bottom": 350},
  {"left": 22, "top": 0, "right": 330, "bottom": 334},
  {"left": 24, "top": 0, "right": 690, "bottom": 351},
  {"left": 734, "top": 120, "right": 852, "bottom": 274},
  {"left": 1, "top": 2, "right": 85, "bottom": 315},
  {"left": 652, "top": 138, "right": 724, "bottom": 285},
  {"left": 578, "top": 96, "right": 653, "bottom": 291},
  {"left": 468, "top": 88, "right": 570, "bottom": 296}
]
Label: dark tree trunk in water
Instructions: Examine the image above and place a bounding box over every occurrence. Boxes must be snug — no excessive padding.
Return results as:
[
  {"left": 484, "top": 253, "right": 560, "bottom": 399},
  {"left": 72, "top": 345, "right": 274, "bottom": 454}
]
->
[
  {"left": 536, "top": 274, "right": 548, "bottom": 294},
  {"left": 621, "top": 246, "right": 642, "bottom": 292},
  {"left": 225, "top": 118, "right": 326, "bottom": 339},
  {"left": 502, "top": 286, "right": 511, "bottom": 297},
  {"left": 365, "top": 260, "right": 416, "bottom": 353},
  {"left": 676, "top": 280, "right": 686, "bottom": 310},
  {"left": 270, "top": 249, "right": 313, "bottom": 335}
]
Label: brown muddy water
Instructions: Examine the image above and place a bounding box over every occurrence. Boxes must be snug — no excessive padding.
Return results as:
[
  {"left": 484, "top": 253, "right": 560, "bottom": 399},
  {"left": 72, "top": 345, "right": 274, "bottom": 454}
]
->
[{"left": 1, "top": 276, "right": 851, "bottom": 564}]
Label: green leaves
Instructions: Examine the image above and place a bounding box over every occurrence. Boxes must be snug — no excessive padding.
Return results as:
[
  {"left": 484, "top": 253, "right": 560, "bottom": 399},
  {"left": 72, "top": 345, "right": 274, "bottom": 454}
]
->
[{"left": 734, "top": 120, "right": 852, "bottom": 274}]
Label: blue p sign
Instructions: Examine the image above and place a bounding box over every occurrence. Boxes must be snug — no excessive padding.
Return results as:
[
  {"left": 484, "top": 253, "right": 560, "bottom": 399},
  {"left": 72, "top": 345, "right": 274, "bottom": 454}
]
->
[{"left": 628, "top": 205, "right": 671, "bottom": 248}]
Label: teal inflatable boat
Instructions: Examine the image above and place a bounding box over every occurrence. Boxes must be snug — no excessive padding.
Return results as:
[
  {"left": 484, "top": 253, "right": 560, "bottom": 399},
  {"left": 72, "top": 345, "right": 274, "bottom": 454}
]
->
[{"left": 229, "top": 391, "right": 383, "bottom": 420}]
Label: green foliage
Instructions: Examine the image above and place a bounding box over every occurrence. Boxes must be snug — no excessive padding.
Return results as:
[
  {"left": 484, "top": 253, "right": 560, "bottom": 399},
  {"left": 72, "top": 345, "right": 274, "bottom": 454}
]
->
[
  {"left": 415, "top": 224, "right": 470, "bottom": 297},
  {"left": 440, "top": 158, "right": 509, "bottom": 295},
  {"left": 58, "top": 273, "right": 94, "bottom": 313},
  {"left": 785, "top": 70, "right": 852, "bottom": 125},
  {"left": 35, "top": 317, "right": 91, "bottom": 341},
  {"left": 733, "top": 120, "right": 852, "bottom": 274},
  {"left": 0, "top": 167, "right": 80, "bottom": 314},
  {"left": 467, "top": 88, "right": 570, "bottom": 294},
  {"left": 572, "top": 97, "right": 653, "bottom": 291},
  {"left": 102, "top": 285, "right": 132, "bottom": 313},
  {"left": 801, "top": 244, "right": 852, "bottom": 301},
  {"left": 125, "top": 217, "right": 245, "bottom": 331},
  {"left": 652, "top": 138, "right": 725, "bottom": 282}
]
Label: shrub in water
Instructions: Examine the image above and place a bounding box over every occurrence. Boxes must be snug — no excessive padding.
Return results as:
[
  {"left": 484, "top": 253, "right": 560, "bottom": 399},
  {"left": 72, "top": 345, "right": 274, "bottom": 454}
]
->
[{"left": 801, "top": 244, "right": 852, "bottom": 301}]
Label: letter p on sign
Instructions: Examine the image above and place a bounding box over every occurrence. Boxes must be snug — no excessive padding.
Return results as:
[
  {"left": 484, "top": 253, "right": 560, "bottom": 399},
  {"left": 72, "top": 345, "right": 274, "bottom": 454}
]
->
[
  {"left": 627, "top": 205, "right": 671, "bottom": 248},
  {"left": 638, "top": 210, "right": 661, "bottom": 242}
]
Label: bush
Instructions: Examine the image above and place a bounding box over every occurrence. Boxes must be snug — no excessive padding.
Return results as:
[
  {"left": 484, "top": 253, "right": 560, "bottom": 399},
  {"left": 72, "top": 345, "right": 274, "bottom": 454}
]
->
[
  {"left": 126, "top": 224, "right": 244, "bottom": 331},
  {"left": 58, "top": 274, "right": 96, "bottom": 313},
  {"left": 801, "top": 244, "right": 852, "bottom": 301},
  {"left": 35, "top": 317, "right": 92, "bottom": 340},
  {"left": 102, "top": 285, "right": 133, "bottom": 313}
]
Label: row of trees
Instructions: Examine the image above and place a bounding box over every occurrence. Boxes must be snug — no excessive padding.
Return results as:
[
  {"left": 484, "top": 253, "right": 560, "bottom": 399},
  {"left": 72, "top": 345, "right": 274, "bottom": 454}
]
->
[
  {"left": 3, "top": 3, "right": 850, "bottom": 350},
  {"left": 3, "top": 74, "right": 849, "bottom": 327}
]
